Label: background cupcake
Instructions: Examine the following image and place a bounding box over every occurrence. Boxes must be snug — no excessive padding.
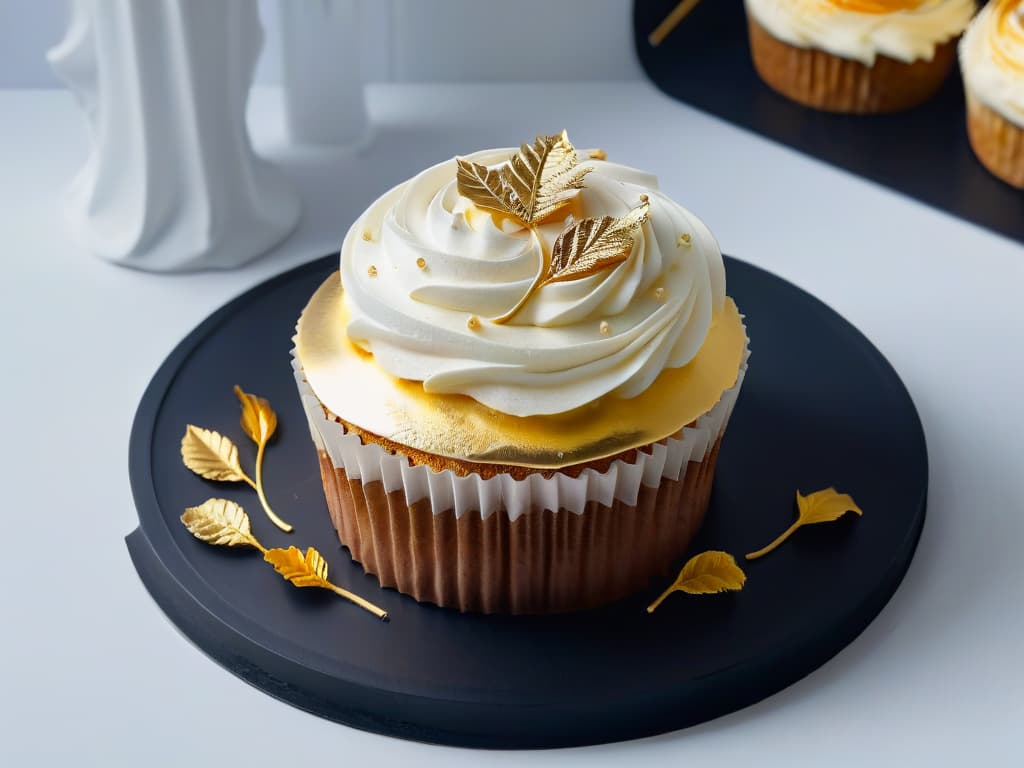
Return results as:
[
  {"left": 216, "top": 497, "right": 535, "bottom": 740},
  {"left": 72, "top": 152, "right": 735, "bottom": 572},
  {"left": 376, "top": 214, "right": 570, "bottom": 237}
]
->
[
  {"left": 961, "top": 0, "right": 1024, "bottom": 187},
  {"left": 745, "top": 0, "right": 976, "bottom": 112},
  {"left": 293, "top": 134, "right": 749, "bottom": 614}
]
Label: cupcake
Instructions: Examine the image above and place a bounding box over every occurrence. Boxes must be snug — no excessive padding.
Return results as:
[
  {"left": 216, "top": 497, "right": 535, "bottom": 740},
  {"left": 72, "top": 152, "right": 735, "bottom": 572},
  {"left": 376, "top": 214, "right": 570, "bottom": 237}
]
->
[
  {"left": 960, "top": 0, "right": 1024, "bottom": 188},
  {"left": 745, "top": 0, "right": 975, "bottom": 112},
  {"left": 292, "top": 132, "right": 749, "bottom": 614}
]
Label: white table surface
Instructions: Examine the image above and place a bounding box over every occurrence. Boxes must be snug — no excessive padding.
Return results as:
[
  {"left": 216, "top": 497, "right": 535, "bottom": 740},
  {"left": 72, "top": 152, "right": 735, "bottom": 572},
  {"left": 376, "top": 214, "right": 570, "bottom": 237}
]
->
[{"left": 2, "top": 83, "right": 1022, "bottom": 765}]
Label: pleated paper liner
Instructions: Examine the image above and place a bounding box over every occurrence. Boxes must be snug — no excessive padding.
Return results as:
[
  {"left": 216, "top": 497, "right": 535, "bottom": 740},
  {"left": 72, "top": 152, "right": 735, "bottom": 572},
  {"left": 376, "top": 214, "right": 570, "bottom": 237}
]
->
[
  {"left": 292, "top": 345, "right": 748, "bottom": 614},
  {"left": 965, "top": 90, "right": 1024, "bottom": 189},
  {"left": 746, "top": 15, "right": 958, "bottom": 113}
]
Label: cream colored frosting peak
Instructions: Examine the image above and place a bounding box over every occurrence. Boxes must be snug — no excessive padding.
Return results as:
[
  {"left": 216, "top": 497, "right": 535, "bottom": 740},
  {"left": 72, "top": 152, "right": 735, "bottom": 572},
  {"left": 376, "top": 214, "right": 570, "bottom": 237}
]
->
[
  {"left": 339, "top": 149, "right": 726, "bottom": 417},
  {"left": 960, "top": 0, "right": 1024, "bottom": 127},
  {"left": 745, "top": 0, "right": 975, "bottom": 65}
]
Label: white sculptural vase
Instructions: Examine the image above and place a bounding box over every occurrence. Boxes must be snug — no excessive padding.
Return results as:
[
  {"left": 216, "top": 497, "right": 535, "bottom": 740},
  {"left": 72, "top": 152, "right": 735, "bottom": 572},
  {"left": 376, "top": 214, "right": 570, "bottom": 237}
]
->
[{"left": 48, "top": 0, "right": 301, "bottom": 272}]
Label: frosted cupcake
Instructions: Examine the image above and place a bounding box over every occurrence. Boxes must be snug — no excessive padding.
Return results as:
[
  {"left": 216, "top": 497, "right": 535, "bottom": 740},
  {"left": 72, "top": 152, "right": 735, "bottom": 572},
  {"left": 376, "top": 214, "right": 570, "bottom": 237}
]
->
[
  {"left": 292, "top": 133, "right": 749, "bottom": 614},
  {"left": 960, "top": 0, "right": 1024, "bottom": 187},
  {"left": 745, "top": 0, "right": 975, "bottom": 112}
]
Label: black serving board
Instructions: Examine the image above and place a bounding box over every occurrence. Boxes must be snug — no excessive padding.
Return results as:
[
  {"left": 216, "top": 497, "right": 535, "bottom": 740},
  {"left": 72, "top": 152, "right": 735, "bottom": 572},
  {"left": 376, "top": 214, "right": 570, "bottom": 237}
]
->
[
  {"left": 634, "top": 0, "right": 1023, "bottom": 243},
  {"left": 126, "top": 254, "right": 927, "bottom": 749}
]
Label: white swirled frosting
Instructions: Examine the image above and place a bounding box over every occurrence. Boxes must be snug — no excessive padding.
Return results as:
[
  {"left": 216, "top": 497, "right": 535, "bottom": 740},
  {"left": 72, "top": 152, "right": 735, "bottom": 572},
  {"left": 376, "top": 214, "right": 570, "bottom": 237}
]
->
[
  {"left": 339, "top": 149, "right": 726, "bottom": 418},
  {"left": 745, "top": 0, "right": 975, "bottom": 65},
  {"left": 960, "top": 0, "right": 1024, "bottom": 126}
]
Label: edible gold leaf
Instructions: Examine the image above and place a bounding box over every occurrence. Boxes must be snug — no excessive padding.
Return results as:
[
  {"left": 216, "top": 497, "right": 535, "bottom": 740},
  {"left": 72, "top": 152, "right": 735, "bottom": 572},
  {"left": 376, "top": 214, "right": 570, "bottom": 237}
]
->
[
  {"left": 456, "top": 131, "right": 591, "bottom": 225},
  {"left": 544, "top": 201, "right": 649, "bottom": 285},
  {"left": 234, "top": 385, "right": 277, "bottom": 446},
  {"left": 180, "top": 498, "right": 261, "bottom": 549},
  {"left": 746, "top": 487, "right": 863, "bottom": 560},
  {"left": 647, "top": 551, "right": 746, "bottom": 612},
  {"left": 181, "top": 425, "right": 250, "bottom": 484},
  {"left": 264, "top": 546, "right": 333, "bottom": 590}
]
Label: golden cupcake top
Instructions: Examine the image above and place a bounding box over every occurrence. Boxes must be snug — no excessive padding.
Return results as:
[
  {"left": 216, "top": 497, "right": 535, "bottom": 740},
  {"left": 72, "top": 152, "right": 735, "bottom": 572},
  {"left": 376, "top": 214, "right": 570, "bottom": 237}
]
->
[
  {"left": 745, "top": 0, "right": 976, "bottom": 64},
  {"left": 294, "top": 132, "right": 747, "bottom": 468},
  {"left": 961, "top": 0, "right": 1024, "bottom": 125}
]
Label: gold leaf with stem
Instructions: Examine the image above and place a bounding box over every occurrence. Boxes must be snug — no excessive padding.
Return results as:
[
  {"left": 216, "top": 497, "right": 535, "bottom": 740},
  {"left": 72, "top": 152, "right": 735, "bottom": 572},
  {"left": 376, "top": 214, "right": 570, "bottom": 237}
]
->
[
  {"left": 456, "top": 131, "right": 591, "bottom": 226},
  {"left": 264, "top": 546, "right": 389, "bottom": 620},
  {"left": 233, "top": 385, "right": 292, "bottom": 534},
  {"left": 180, "top": 501, "right": 389, "bottom": 621},
  {"left": 493, "top": 200, "right": 649, "bottom": 324},
  {"left": 745, "top": 487, "right": 863, "bottom": 561},
  {"left": 181, "top": 498, "right": 262, "bottom": 550},
  {"left": 181, "top": 425, "right": 249, "bottom": 483},
  {"left": 647, "top": 550, "right": 746, "bottom": 613}
]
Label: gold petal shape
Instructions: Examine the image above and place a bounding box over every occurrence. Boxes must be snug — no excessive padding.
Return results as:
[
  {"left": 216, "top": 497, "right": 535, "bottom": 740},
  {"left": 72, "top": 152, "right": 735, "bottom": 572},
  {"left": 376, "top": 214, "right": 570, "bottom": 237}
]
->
[
  {"left": 647, "top": 551, "right": 746, "bottom": 612},
  {"left": 181, "top": 425, "right": 250, "bottom": 483},
  {"left": 180, "top": 498, "right": 261, "bottom": 549},
  {"left": 234, "top": 385, "right": 277, "bottom": 446},
  {"left": 545, "top": 200, "right": 649, "bottom": 286},
  {"left": 746, "top": 487, "right": 863, "bottom": 560},
  {"left": 264, "top": 546, "right": 332, "bottom": 589}
]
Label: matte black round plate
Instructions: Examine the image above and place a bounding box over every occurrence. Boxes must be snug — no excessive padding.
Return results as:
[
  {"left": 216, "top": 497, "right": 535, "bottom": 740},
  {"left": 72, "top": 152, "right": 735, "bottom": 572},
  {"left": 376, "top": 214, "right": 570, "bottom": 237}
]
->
[{"left": 127, "top": 255, "right": 927, "bottom": 749}]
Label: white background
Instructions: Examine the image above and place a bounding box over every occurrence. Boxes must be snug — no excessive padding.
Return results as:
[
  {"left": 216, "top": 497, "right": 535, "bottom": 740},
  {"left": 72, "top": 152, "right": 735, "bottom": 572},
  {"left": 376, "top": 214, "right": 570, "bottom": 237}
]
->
[
  {"left": 2, "top": 0, "right": 1023, "bottom": 765},
  {"left": 0, "top": 0, "right": 642, "bottom": 88}
]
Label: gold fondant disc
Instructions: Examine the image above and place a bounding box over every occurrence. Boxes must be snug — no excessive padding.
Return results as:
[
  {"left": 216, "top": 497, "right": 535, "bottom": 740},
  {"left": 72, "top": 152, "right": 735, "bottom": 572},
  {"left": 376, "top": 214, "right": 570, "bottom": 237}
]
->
[{"left": 294, "top": 273, "right": 747, "bottom": 469}]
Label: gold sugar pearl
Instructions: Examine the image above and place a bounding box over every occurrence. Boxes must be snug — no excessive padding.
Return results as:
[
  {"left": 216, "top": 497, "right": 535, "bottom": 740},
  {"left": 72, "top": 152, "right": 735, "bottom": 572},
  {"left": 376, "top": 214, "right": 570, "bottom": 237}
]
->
[
  {"left": 467, "top": 315, "right": 482, "bottom": 331},
  {"left": 640, "top": 194, "right": 649, "bottom": 203},
  {"left": 677, "top": 233, "right": 691, "bottom": 248},
  {"left": 654, "top": 286, "right": 666, "bottom": 301},
  {"left": 416, "top": 257, "right": 427, "bottom": 270},
  {"left": 367, "top": 265, "right": 378, "bottom": 277},
  {"left": 589, "top": 149, "right": 608, "bottom": 161},
  {"left": 599, "top": 321, "right": 611, "bottom": 336},
  {"left": 361, "top": 230, "right": 373, "bottom": 242}
]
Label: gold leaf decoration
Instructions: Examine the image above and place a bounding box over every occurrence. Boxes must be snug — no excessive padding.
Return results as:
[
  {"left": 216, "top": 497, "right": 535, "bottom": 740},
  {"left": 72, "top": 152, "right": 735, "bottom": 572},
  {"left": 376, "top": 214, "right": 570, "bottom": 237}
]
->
[
  {"left": 234, "top": 385, "right": 277, "bottom": 446},
  {"left": 544, "top": 200, "right": 649, "bottom": 286},
  {"left": 181, "top": 425, "right": 251, "bottom": 484},
  {"left": 745, "top": 487, "right": 863, "bottom": 561},
  {"left": 456, "top": 131, "right": 591, "bottom": 226},
  {"left": 264, "top": 546, "right": 389, "bottom": 620},
  {"left": 181, "top": 498, "right": 263, "bottom": 550},
  {"left": 647, "top": 550, "right": 746, "bottom": 613}
]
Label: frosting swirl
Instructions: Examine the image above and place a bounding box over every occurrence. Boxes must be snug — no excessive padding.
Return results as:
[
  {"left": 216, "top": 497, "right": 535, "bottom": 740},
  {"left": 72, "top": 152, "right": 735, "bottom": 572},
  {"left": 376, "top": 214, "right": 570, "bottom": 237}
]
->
[
  {"left": 340, "top": 149, "right": 726, "bottom": 417},
  {"left": 960, "top": 0, "right": 1024, "bottom": 126},
  {"left": 745, "top": 0, "right": 976, "bottom": 65}
]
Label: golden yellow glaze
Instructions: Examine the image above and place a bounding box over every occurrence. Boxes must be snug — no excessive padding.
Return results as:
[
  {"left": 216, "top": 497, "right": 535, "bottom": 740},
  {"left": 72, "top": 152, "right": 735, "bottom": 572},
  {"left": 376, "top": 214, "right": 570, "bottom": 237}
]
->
[
  {"left": 294, "top": 273, "right": 747, "bottom": 469},
  {"left": 827, "top": 0, "right": 924, "bottom": 12},
  {"left": 993, "top": 0, "right": 1024, "bottom": 74}
]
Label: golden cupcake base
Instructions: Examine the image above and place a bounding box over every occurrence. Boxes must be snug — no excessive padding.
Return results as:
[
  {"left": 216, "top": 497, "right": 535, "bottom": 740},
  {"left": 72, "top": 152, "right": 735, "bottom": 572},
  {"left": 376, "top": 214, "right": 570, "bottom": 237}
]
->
[
  {"left": 966, "top": 92, "right": 1024, "bottom": 189},
  {"left": 747, "top": 16, "right": 957, "bottom": 113},
  {"left": 317, "top": 439, "right": 722, "bottom": 614}
]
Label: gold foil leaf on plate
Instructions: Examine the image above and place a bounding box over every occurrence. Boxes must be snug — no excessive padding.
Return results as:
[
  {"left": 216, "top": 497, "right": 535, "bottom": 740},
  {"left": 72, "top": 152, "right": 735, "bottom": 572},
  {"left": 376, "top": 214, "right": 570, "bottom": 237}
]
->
[
  {"left": 647, "top": 551, "right": 746, "bottom": 613},
  {"left": 234, "top": 385, "right": 277, "bottom": 445},
  {"left": 264, "top": 546, "right": 389, "bottom": 621},
  {"left": 456, "top": 130, "right": 591, "bottom": 226},
  {"left": 544, "top": 200, "right": 649, "bottom": 285},
  {"left": 746, "top": 487, "right": 863, "bottom": 561},
  {"left": 181, "top": 498, "right": 263, "bottom": 550},
  {"left": 181, "top": 425, "right": 251, "bottom": 484}
]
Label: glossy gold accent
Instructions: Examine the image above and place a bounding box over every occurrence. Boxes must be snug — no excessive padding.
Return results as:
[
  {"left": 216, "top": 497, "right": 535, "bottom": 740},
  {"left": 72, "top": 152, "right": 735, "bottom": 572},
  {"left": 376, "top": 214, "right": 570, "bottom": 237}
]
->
[
  {"left": 599, "top": 320, "right": 611, "bottom": 335},
  {"left": 416, "top": 257, "right": 427, "bottom": 269},
  {"left": 466, "top": 315, "right": 482, "bottom": 331},
  {"left": 455, "top": 131, "right": 590, "bottom": 226},
  {"left": 233, "top": 386, "right": 292, "bottom": 533},
  {"left": 649, "top": 0, "right": 703, "bottom": 47},
  {"left": 180, "top": 499, "right": 387, "bottom": 620},
  {"left": 647, "top": 551, "right": 746, "bottom": 612},
  {"left": 181, "top": 426, "right": 249, "bottom": 483},
  {"left": 746, "top": 487, "right": 863, "bottom": 560},
  {"left": 678, "top": 233, "right": 692, "bottom": 248},
  {"left": 367, "top": 265, "right": 377, "bottom": 277},
  {"left": 294, "top": 274, "right": 747, "bottom": 468},
  {"left": 264, "top": 546, "right": 389, "bottom": 620},
  {"left": 361, "top": 230, "right": 373, "bottom": 241},
  {"left": 654, "top": 286, "right": 666, "bottom": 301},
  {"left": 828, "top": 0, "right": 924, "bottom": 13},
  {"left": 588, "top": 148, "right": 608, "bottom": 160}
]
